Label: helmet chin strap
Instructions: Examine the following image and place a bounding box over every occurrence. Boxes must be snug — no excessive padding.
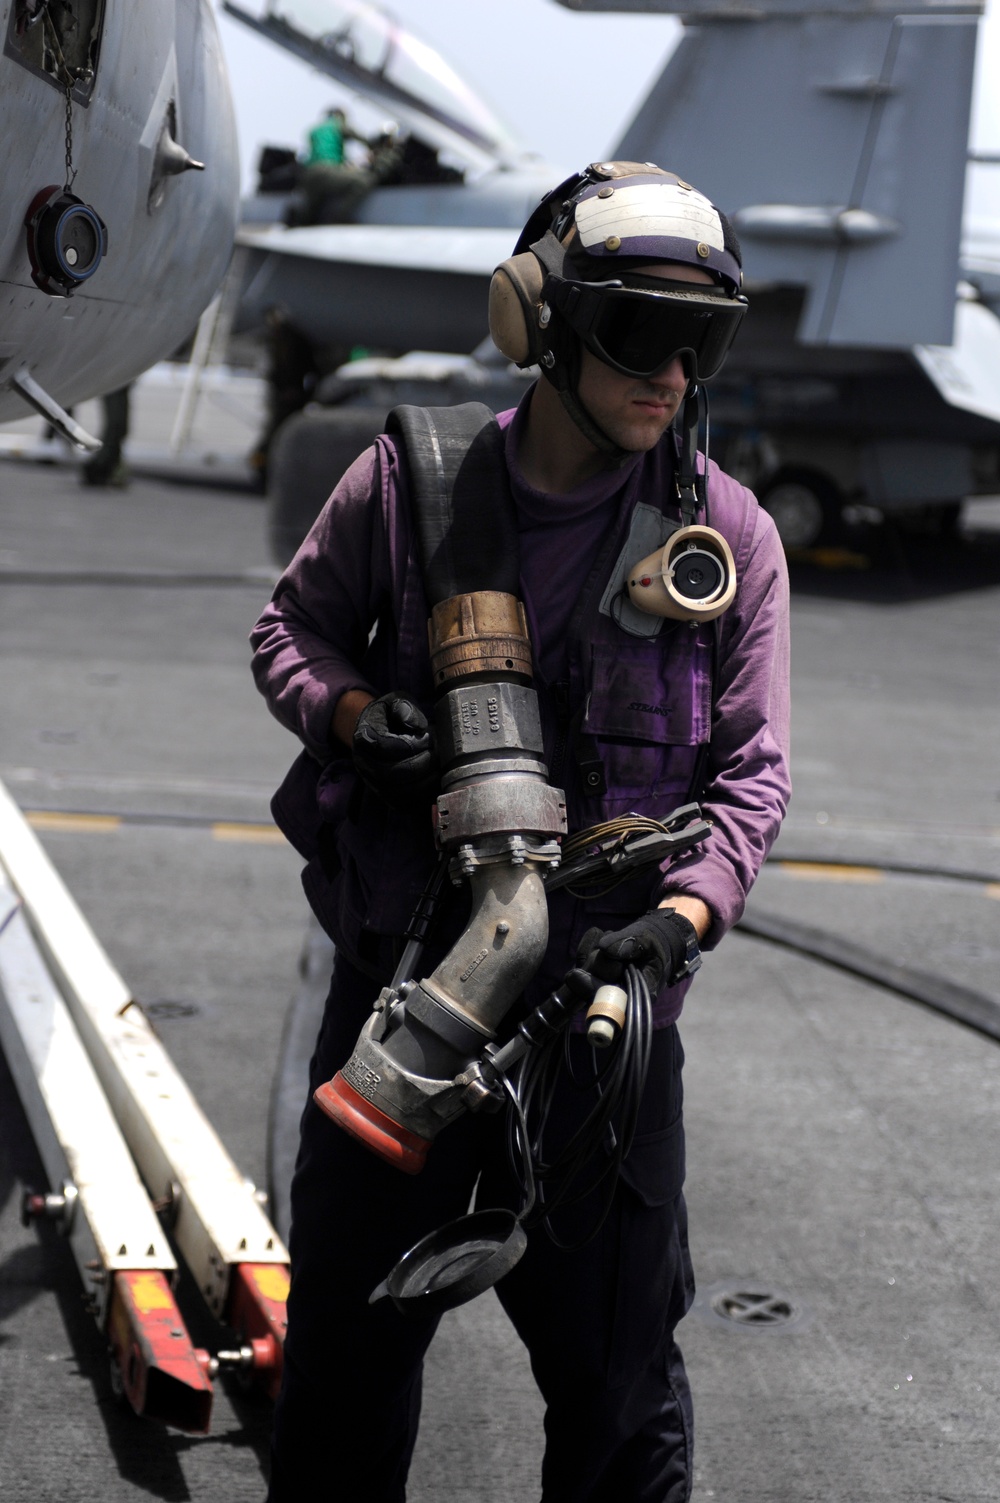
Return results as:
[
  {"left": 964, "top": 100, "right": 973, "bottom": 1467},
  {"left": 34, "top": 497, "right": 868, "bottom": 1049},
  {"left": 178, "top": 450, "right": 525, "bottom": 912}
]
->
[
  {"left": 551, "top": 374, "right": 634, "bottom": 465},
  {"left": 537, "top": 318, "right": 639, "bottom": 466},
  {"left": 531, "top": 233, "right": 708, "bottom": 485},
  {"left": 530, "top": 231, "right": 634, "bottom": 465},
  {"left": 542, "top": 345, "right": 707, "bottom": 498}
]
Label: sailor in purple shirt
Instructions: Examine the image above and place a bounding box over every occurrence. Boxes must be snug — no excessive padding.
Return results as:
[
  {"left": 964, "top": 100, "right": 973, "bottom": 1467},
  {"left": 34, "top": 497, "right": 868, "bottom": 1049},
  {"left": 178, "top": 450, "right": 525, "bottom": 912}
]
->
[{"left": 252, "top": 163, "right": 790, "bottom": 1503}]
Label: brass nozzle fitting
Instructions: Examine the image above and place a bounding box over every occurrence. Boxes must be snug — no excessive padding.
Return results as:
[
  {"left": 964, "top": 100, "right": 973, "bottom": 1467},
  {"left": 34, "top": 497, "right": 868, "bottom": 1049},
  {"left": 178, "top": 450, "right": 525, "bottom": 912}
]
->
[{"left": 428, "top": 591, "right": 533, "bottom": 688}]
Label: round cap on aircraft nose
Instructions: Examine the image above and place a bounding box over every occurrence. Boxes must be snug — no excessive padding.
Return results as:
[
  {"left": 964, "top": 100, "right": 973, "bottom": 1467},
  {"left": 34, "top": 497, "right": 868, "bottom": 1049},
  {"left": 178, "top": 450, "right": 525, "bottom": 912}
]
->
[{"left": 24, "top": 186, "right": 108, "bottom": 297}]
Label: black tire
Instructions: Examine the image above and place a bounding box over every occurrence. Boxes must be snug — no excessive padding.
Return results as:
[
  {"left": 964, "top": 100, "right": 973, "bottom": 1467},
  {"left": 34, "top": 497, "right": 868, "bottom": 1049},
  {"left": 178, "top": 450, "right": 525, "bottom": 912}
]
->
[
  {"left": 267, "top": 406, "right": 386, "bottom": 567},
  {"left": 934, "top": 502, "right": 963, "bottom": 538},
  {"left": 758, "top": 468, "right": 844, "bottom": 550}
]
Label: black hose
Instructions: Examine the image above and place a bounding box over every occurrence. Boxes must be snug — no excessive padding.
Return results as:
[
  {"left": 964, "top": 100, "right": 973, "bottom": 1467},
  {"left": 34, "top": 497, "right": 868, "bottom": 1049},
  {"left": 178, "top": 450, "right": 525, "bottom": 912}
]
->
[
  {"left": 385, "top": 405, "right": 519, "bottom": 604},
  {"left": 737, "top": 908, "right": 1000, "bottom": 1043},
  {"left": 505, "top": 964, "right": 653, "bottom": 1248},
  {"left": 766, "top": 855, "right": 999, "bottom": 886}
]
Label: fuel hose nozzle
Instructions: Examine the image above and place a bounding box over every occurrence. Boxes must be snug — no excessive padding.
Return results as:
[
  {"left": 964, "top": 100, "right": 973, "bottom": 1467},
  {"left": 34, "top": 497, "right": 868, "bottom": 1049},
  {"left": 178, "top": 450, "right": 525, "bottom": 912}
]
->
[{"left": 314, "top": 591, "right": 566, "bottom": 1172}]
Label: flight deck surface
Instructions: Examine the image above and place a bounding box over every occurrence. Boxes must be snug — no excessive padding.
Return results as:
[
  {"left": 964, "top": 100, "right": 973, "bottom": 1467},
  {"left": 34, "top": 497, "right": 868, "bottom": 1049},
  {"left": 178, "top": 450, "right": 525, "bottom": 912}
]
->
[{"left": 0, "top": 459, "right": 998, "bottom": 1501}]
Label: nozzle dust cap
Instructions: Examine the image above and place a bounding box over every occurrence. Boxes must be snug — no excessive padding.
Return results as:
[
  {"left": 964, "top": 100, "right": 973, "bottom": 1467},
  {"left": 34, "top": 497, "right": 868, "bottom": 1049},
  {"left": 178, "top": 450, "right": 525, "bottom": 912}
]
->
[{"left": 369, "top": 1209, "right": 527, "bottom": 1316}]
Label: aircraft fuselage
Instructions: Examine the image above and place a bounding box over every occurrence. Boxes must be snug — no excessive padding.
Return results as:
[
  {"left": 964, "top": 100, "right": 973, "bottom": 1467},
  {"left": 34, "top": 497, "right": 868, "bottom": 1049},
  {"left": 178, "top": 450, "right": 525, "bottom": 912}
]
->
[{"left": 0, "top": 0, "right": 240, "bottom": 424}]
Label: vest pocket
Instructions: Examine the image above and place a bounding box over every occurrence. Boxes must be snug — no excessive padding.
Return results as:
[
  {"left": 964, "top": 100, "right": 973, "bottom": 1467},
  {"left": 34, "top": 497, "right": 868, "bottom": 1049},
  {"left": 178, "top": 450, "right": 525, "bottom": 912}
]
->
[
  {"left": 586, "top": 637, "right": 711, "bottom": 745},
  {"left": 336, "top": 786, "right": 436, "bottom": 935},
  {"left": 582, "top": 637, "right": 711, "bottom": 800}
]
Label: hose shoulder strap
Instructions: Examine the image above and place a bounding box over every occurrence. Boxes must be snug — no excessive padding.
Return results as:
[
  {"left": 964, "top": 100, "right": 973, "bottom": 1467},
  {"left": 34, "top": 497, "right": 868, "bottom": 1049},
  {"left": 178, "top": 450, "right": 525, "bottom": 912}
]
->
[{"left": 386, "top": 403, "right": 519, "bottom": 607}]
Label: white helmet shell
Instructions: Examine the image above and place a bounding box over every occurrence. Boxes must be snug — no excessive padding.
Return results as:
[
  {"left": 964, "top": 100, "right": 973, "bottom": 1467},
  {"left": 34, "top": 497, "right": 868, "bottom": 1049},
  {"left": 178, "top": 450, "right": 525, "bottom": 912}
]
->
[{"left": 570, "top": 171, "right": 742, "bottom": 294}]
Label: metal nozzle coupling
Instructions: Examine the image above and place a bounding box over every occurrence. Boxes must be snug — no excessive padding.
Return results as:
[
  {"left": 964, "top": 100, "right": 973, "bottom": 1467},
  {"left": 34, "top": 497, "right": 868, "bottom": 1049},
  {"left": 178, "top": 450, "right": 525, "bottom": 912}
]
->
[
  {"left": 428, "top": 591, "right": 533, "bottom": 686},
  {"left": 315, "top": 589, "right": 566, "bottom": 1171}
]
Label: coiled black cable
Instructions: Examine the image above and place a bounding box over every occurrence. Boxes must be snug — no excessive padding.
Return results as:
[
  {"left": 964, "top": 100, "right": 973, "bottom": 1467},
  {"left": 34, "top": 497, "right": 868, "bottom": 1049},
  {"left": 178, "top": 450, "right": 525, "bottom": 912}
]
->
[{"left": 503, "top": 964, "right": 653, "bottom": 1249}]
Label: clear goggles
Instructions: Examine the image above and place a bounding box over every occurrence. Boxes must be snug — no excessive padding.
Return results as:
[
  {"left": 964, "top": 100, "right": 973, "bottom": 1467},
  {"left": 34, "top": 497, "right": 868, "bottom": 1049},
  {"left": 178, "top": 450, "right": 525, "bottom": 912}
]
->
[{"left": 545, "top": 276, "right": 747, "bottom": 382}]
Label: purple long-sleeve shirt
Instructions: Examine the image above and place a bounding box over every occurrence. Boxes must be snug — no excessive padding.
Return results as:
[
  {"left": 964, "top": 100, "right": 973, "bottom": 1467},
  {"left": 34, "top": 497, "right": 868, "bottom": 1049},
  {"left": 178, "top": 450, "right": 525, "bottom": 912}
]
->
[{"left": 251, "top": 391, "right": 790, "bottom": 1020}]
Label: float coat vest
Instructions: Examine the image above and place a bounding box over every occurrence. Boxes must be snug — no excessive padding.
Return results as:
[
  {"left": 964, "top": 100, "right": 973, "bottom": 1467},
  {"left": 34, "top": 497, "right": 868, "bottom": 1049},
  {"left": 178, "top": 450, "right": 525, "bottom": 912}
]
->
[{"left": 270, "top": 404, "right": 760, "bottom": 1012}]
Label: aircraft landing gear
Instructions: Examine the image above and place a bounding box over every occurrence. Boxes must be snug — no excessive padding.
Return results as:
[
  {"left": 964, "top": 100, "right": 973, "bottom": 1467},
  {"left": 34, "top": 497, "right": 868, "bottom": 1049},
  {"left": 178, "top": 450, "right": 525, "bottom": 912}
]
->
[
  {"left": 759, "top": 467, "right": 844, "bottom": 550},
  {"left": 267, "top": 406, "right": 386, "bottom": 566}
]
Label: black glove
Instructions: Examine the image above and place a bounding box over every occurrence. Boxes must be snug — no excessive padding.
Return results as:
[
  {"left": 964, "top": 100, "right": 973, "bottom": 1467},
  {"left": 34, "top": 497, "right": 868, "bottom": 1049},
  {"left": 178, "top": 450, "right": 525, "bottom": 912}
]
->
[
  {"left": 351, "top": 692, "right": 439, "bottom": 810},
  {"left": 576, "top": 908, "right": 701, "bottom": 993}
]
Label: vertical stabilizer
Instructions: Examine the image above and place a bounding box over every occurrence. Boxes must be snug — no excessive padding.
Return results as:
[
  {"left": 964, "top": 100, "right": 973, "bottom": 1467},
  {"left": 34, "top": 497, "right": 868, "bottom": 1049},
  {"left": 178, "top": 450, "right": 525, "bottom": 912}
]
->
[{"left": 558, "top": 0, "right": 982, "bottom": 348}]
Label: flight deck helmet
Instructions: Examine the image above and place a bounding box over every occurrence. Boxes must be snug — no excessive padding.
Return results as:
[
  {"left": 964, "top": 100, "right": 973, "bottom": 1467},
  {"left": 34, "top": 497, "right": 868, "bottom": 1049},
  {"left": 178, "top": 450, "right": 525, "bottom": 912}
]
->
[{"left": 489, "top": 161, "right": 747, "bottom": 453}]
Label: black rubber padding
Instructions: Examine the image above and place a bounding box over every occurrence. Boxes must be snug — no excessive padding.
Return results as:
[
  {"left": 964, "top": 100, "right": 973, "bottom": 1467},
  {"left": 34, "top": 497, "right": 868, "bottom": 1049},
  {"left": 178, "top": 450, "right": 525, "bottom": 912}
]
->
[{"left": 386, "top": 403, "right": 520, "bottom": 605}]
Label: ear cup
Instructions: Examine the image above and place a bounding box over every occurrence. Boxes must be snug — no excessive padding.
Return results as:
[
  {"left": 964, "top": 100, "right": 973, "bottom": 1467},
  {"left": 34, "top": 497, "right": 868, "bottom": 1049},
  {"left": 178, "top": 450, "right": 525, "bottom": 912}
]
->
[
  {"left": 488, "top": 251, "right": 545, "bottom": 365},
  {"left": 627, "top": 526, "right": 736, "bottom": 622}
]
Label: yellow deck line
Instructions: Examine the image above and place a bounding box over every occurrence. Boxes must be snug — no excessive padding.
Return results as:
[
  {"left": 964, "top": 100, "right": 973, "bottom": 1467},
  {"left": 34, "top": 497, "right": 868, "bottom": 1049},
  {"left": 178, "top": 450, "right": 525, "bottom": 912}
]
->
[
  {"left": 18, "top": 818, "right": 996, "bottom": 890},
  {"left": 210, "top": 822, "right": 286, "bottom": 844},
  {"left": 777, "top": 860, "right": 884, "bottom": 883},
  {"left": 26, "top": 811, "right": 122, "bottom": 834},
  {"left": 24, "top": 811, "right": 284, "bottom": 845}
]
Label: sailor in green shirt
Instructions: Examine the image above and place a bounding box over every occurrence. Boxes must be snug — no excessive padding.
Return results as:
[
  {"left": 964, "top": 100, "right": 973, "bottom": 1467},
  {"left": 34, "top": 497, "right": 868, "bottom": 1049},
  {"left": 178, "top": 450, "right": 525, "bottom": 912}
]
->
[
  {"left": 306, "top": 107, "right": 347, "bottom": 167},
  {"left": 292, "top": 107, "right": 375, "bottom": 226}
]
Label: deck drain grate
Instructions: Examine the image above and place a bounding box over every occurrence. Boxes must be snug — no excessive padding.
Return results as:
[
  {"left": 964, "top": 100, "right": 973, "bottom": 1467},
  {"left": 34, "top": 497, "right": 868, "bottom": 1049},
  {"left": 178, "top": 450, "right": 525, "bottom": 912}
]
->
[
  {"left": 142, "top": 998, "right": 200, "bottom": 1020},
  {"left": 709, "top": 1288, "right": 797, "bottom": 1327}
]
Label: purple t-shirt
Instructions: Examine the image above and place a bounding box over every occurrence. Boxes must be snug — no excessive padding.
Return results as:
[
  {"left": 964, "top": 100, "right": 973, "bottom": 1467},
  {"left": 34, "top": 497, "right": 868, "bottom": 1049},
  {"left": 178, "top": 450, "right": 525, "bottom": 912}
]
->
[{"left": 505, "top": 395, "right": 639, "bottom": 687}]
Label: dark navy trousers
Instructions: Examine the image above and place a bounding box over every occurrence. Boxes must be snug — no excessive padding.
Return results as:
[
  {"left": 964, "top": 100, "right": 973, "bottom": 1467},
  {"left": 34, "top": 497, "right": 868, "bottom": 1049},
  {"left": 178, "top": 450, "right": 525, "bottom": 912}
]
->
[{"left": 267, "top": 955, "right": 695, "bottom": 1502}]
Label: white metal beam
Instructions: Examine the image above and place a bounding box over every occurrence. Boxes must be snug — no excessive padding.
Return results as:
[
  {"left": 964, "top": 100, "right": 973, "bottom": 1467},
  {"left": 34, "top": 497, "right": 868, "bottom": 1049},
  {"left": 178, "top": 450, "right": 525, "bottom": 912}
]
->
[
  {"left": 0, "top": 873, "right": 176, "bottom": 1326},
  {"left": 0, "top": 779, "right": 288, "bottom": 1322}
]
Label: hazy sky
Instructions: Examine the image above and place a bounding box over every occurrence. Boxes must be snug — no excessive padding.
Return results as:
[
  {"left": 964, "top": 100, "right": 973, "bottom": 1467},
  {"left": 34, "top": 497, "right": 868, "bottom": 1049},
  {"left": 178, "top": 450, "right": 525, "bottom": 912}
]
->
[{"left": 214, "top": 0, "right": 1000, "bottom": 225}]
